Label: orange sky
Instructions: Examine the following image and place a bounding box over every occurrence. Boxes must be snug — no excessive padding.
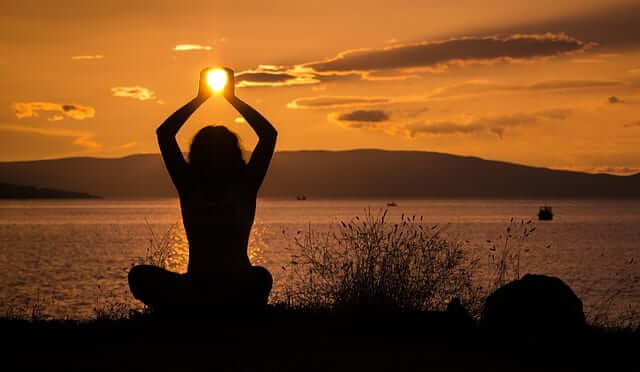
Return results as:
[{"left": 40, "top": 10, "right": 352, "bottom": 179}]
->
[{"left": 1, "top": 0, "right": 640, "bottom": 174}]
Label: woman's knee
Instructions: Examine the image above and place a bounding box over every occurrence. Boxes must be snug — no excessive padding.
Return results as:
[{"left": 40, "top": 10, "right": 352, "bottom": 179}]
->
[
  {"left": 128, "top": 265, "right": 146, "bottom": 299},
  {"left": 128, "top": 265, "right": 161, "bottom": 300}
]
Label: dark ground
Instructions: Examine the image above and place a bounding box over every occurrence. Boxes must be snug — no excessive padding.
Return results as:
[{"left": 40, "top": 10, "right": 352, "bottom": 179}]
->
[{"left": 2, "top": 308, "right": 637, "bottom": 371}]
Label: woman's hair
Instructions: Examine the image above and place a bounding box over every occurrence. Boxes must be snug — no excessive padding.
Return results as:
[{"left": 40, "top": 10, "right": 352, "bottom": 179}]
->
[{"left": 188, "top": 125, "right": 246, "bottom": 186}]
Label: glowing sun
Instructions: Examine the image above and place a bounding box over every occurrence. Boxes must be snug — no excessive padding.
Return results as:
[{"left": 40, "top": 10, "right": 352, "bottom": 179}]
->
[{"left": 206, "top": 69, "right": 228, "bottom": 92}]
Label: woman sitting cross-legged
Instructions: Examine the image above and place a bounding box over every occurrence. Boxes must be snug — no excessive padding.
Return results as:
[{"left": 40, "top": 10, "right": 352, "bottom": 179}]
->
[{"left": 128, "top": 67, "right": 277, "bottom": 312}]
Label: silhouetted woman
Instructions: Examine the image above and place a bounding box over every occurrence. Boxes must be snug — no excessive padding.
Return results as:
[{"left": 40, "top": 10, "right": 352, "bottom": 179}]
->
[{"left": 128, "top": 68, "right": 277, "bottom": 309}]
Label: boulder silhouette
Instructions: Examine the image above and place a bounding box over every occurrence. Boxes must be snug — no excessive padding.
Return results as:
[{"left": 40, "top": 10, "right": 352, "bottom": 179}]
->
[{"left": 480, "top": 274, "right": 585, "bottom": 335}]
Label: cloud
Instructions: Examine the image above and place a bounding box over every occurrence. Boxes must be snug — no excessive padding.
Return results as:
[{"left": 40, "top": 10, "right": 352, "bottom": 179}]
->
[
  {"left": 13, "top": 102, "right": 95, "bottom": 120},
  {"left": 288, "top": 96, "right": 391, "bottom": 109},
  {"left": 289, "top": 77, "right": 617, "bottom": 111},
  {"left": 120, "top": 141, "right": 137, "bottom": 149},
  {"left": 623, "top": 121, "right": 640, "bottom": 128},
  {"left": 571, "top": 58, "right": 604, "bottom": 64},
  {"left": 528, "top": 80, "right": 620, "bottom": 90},
  {"left": 111, "top": 86, "right": 156, "bottom": 101},
  {"left": 336, "top": 110, "right": 389, "bottom": 122},
  {"left": 173, "top": 44, "right": 212, "bottom": 51},
  {"left": 235, "top": 66, "right": 319, "bottom": 87},
  {"left": 238, "top": 33, "right": 590, "bottom": 88},
  {"left": 48, "top": 114, "right": 64, "bottom": 122},
  {"left": 608, "top": 96, "right": 623, "bottom": 104},
  {"left": 470, "top": 2, "right": 640, "bottom": 50},
  {"left": 0, "top": 123, "right": 100, "bottom": 150},
  {"left": 71, "top": 55, "right": 104, "bottom": 60},
  {"left": 338, "top": 109, "right": 571, "bottom": 139},
  {"left": 431, "top": 79, "right": 623, "bottom": 99},
  {"left": 304, "top": 33, "right": 590, "bottom": 74}
]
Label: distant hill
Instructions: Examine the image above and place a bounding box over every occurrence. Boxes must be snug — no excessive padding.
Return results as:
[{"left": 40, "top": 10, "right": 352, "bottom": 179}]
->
[
  {"left": 0, "top": 150, "right": 639, "bottom": 199},
  {"left": 0, "top": 182, "right": 100, "bottom": 199}
]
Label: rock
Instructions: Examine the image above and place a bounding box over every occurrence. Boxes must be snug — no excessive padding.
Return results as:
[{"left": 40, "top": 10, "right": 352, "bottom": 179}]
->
[{"left": 480, "top": 274, "right": 585, "bottom": 335}]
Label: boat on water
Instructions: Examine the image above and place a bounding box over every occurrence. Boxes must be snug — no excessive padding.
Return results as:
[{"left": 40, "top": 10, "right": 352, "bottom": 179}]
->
[
  {"left": 296, "top": 195, "right": 307, "bottom": 200},
  {"left": 538, "top": 206, "right": 553, "bottom": 221},
  {"left": 386, "top": 201, "right": 398, "bottom": 207}
]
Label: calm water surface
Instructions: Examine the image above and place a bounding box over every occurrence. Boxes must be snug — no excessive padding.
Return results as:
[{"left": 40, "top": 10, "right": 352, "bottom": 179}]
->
[{"left": 0, "top": 199, "right": 638, "bottom": 319}]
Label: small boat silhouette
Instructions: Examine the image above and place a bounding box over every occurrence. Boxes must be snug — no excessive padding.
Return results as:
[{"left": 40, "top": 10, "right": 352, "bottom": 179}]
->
[
  {"left": 386, "top": 201, "right": 398, "bottom": 207},
  {"left": 538, "top": 206, "right": 553, "bottom": 221},
  {"left": 296, "top": 195, "right": 307, "bottom": 200}
]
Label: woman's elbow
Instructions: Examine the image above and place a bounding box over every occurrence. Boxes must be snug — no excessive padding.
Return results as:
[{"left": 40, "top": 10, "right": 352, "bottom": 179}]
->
[
  {"left": 269, "top": 130, "right": 278, "bottom": 143},
  {"left": 156, "top": 125, "right": 172, "bottom": 138},
  {"left": 263, "top": 128, "right": 277, "bottom": 141}
]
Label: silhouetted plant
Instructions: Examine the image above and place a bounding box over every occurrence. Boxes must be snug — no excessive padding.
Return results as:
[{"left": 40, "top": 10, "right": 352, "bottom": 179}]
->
[
  {"left": 3, "top": 290, "right": 49, "bottom": 321},
  {"left": 586, "top": 280, "right": 640, "bottom": 330},
  {"left": 485, "top": 218, "right": 536, "bottom": 292},
  {"left": 137, "top": 220, "right": 182, "bottom": 270},
  {"left": 276, "top": 209, "right": 482, "bottom": 312},
  {"left": 93, "top": 285, "right": 141, "bottom": 321}
]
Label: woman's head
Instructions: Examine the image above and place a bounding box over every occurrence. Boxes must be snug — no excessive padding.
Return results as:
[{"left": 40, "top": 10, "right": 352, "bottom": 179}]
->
[{"left": 188, "top": 125, "right": 246, "bottom": 184}]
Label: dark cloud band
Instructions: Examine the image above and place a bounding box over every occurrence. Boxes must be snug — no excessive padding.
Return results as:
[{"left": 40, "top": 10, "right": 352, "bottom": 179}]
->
[
  {"left": 237, "top": 33, "right": 591, "bottom": 88},
  {"left": 305, "top": 34, "right": 589, "bottom": 73},
  {"left": 337, "top": 110, "right": 389, "bottom": 122}
]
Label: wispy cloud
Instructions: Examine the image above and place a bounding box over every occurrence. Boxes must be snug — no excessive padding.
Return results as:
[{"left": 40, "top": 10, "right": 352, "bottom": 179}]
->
[
  {"left": 120, "top": 141, "right": 137, "bottom": 149},
  {"left": 288, "top": 77, "right": 617, "bottom": 111},
  {"left": 571, "top": 58, "right": 604, "bottom": 64},
  {"left": 48, "top": 114, "right": 64, "bottom": 122},
  {"left": 608, "top": 96, "right": 624, "bottom": 104},
  {"left": 236, "top": 66, "right": 319, "bottom": 87},
  {"left": 0, "top": 124, "right": 100, "bottom": 150},
  {"left": 173, "top": 44, "right": 212, "bottom": 51},
  {"left": 431, "top": 79, "right": 623, "bottom": 99},
  {"left": 111, "top": 86, "right": 156, "bottom": 101},
  {"left": 336, "top": 110, "right": 389, "bottom": 122},
  {"left": 71, "top": 55, "right": 104, "bottom": 60},
  {"left": 335, "top": 109, "right": 571, "bottom": 139},
  {"left": 623, "top": 121, "right": 640, "bottom": 128},
  {"left": 13, "top": 102, "right": 95, "bottom": 120},
  {"left": 288, "top": 96, "right": 392, "bottom": 109},
  {"left": 406, "top": 109, "right": 571, "bottom": 139}
]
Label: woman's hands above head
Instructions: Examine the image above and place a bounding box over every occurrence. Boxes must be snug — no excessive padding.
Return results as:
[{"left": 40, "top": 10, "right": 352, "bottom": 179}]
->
[
  {"left": 197, "top": 67, "right": 213, "bottom": 100},
  {"left": 223, "top": 67, "right": 235, "bottom": 101}
]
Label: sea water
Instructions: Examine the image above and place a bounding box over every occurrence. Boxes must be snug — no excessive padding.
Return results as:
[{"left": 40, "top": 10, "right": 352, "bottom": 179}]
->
[{"left": 0, "top": 199, "right": 638, "bottom": 319}]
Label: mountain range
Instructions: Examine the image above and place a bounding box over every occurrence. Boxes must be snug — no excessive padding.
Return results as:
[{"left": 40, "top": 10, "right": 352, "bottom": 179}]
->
[{"left": 0, "top": 150, "right": 638, "bottom": 199}]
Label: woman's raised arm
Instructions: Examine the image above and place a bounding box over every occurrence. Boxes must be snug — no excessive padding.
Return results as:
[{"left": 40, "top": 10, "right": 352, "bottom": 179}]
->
[
  {"left": 224, "top": 68, "right": 278, "bottom": 192},
  {"left": 156, "top": 68, "right": 211, "bottom": 194}
]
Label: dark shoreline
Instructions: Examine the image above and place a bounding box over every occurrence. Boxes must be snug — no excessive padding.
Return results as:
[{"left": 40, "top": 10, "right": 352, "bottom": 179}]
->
[
  {"left": 0, "top": 182, "right": 101, "bottom": 199},
  {"left": 3, "top": 309, "right": 638, "bottom": 371}
]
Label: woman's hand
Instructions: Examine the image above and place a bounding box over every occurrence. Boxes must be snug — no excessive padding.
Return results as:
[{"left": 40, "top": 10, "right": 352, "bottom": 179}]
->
[
  {"left": 197, "top": 67, "right": 213, "bottom": 100},
  {"left": 223, "top": 67, "right": 235, "bottom": 101}
]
